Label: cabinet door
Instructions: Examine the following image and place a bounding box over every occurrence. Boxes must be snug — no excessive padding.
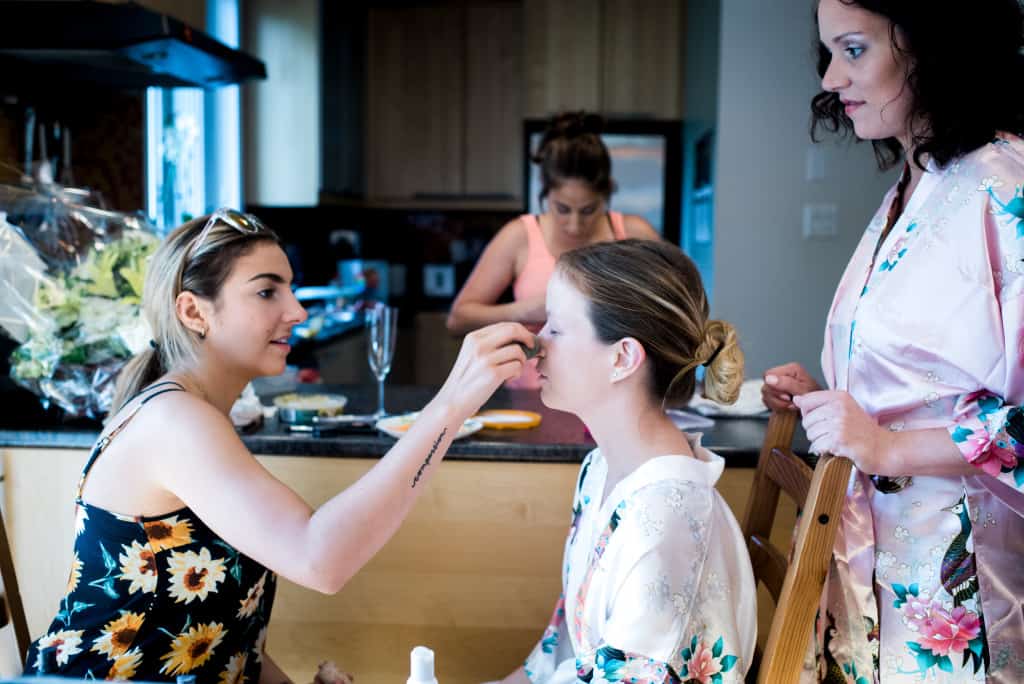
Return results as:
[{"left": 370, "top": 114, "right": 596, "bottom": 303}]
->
[
  {"left": 465, "top": 2, "right": 524, "bottom": 197},
  {"left": 366, "top": 5, "right": 466, "bottom": 198},
  {"left": 601, "top": 0, "right": 684, "bottom": 118},
  {"left": 523, "top": 0, "right": 602, "bottom": 117}
]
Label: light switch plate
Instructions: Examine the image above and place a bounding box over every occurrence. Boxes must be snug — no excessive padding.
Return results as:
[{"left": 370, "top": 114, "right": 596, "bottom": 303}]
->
[{"left": 802, "top": 203, "right": 838, "bottom": 239}]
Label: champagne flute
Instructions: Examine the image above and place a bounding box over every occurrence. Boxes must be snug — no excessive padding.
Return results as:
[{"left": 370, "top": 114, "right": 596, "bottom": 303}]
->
[{"left": 366, "top": 302, "right": 398, "bottom": 419}]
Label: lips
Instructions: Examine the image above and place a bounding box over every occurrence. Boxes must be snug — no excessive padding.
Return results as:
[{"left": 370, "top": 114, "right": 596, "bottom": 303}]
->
[{"left": 841, "top": 100, "right": 864, "bottom": 115}]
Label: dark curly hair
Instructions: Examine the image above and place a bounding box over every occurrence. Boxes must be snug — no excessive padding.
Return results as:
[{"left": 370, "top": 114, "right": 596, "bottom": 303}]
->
[
  {"left": 810, "top": 0, "right": 1024, "bottom": 171},
  {"left": 531, "top": 111, "right": 615, "bottom": 205}
]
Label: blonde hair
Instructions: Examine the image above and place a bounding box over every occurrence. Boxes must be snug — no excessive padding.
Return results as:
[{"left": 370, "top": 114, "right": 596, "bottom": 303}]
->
[
  {"left": 109, "top": 214, "right": 281, "bottom": 415},
  {"left": 557, "top": 239, "right": 744, "bottom": 407}
]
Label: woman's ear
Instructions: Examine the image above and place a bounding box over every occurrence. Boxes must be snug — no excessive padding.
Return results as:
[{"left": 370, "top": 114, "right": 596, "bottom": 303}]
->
[
  {"left": 176, "top": 291, "right": 211, "bottom": 339},
  {"left": 610, "top": 337, "right": 646, "bottom": 383}
]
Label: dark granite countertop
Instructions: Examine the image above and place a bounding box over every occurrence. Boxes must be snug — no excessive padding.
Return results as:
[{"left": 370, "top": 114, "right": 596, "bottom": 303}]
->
[{"left": 0, "top": 384, "right": 804, "bottom": 466}]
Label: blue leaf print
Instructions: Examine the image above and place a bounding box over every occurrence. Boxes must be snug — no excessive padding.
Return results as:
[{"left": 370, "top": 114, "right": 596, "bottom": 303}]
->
[
  {"left": 951, "top": 426, "right": 973, "bottom": 443},
  {"left": 720, "top": 654, "right": 738, "bottom": 672},
  {"left": 541, "top": 630, "right": 558, "bottom": 654},
  {"left": 99, "top": 542, "right": 117, "bottom": 572},
  {"left": 87, "top": 577, "right": 119, "bottom": 601},
  {"left": 937, "top": 655, "right": 954, "bottom": 673},
  {"left": 712, "top": 636, "right": 723, "bottom": 658},
  {"left": 711, "top": 674, "right": 723, "bottom": 684}
]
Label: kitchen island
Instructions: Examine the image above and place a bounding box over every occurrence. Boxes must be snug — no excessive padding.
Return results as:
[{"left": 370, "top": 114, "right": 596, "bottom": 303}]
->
[{"left": 0, "top": 386, "right": 800, "bottom": 683}]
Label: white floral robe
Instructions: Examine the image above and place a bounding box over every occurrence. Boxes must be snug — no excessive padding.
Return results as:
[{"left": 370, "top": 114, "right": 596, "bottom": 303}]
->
[
  {"left": 524, "top": 435, "right": 757, "bottom": 684},
  {"left": 805, "top": 133, "right": 1024, "bottom": 683}
]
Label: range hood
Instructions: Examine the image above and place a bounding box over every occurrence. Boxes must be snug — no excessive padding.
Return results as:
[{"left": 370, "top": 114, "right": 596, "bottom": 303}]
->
[{"left": 0, "top": 1, "right": 266, "bottom": 89}]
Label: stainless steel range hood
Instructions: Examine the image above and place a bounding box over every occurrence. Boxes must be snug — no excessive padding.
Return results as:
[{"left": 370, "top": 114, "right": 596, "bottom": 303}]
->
[{"left": 0, "top": 1, "right": 266, "bottom": 89}]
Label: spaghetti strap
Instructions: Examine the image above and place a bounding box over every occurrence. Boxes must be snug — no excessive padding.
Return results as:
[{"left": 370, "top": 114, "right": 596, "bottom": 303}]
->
[
  {"left": 114, "top": 379, "right": 186, "bottom": 413},
  {"left": 76, "top": 382, "right": 186, "bottom": 500}
]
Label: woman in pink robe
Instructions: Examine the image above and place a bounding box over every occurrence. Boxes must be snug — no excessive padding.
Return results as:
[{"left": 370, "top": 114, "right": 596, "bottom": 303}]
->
[{"left": 763, "top": 1, "right": 1024, "bottom": 681}]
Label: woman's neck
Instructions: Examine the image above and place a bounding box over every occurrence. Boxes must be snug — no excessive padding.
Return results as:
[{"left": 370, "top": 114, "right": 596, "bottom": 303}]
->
[
  {"left": 583, "top": 393, "right": 694, "bottom": 504},
  {"left": 167, "top": 359, "right": 249, "bottom": 416}
]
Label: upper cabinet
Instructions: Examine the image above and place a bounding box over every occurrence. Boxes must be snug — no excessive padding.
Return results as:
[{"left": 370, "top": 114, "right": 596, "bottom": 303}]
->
[{"left": 359, "top": 0, "right": 683, "bottom": 201}]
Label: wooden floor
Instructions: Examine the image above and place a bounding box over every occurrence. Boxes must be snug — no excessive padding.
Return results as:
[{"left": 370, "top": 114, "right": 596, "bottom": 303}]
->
[{"left": 1, "top": 447, "right": 795, "bottom": 684}]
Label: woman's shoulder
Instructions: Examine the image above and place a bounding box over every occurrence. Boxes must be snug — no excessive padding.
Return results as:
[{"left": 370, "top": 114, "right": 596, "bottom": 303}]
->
[
  {"left": 961, "top": 132, "right": 1024, "bottom": 180},
  {"left": 620, "top": 214, "right": 660, "bottom": 240}
]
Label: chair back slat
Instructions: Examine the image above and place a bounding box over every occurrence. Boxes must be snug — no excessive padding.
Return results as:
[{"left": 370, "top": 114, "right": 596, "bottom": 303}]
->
[
  {"left": 742, "top": 410, "right": 853, "bottom": 684},
  {"left": 756, "top": 454, "right": 852, "bottom": 683},
  {"left": 748, "top": 535, "right": 786, "bottom": 600},
  {"left": 765, "top": 448, "right": 813, "bottom": 505}
]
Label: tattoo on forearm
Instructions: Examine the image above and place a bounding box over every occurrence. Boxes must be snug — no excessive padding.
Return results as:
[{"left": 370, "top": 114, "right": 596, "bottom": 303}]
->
[{"left": 412, "top": 428, "right": 447, "bottom": 488}]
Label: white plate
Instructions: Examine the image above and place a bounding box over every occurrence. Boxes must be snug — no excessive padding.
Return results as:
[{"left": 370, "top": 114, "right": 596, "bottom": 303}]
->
[{"left": 376, "top": 412, "right": 484, "bottom": 440}]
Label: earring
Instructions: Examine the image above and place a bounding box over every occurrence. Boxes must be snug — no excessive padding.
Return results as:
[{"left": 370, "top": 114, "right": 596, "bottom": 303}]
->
[
  {"left": 198, "top": 328, "right": 207, "bottom": 340},
  {"left": 611, "top": 369, "right": 622, "bottom": 381}
]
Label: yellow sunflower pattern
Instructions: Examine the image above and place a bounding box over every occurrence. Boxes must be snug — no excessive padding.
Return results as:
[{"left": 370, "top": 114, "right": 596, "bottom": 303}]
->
[
  {"left": 74, "top": 504, "right": 89, "bottom": 537},
  {"left": 251, "top": 626, "right": 267, "bottom": 664},
  {"left": 219, "top": 651, "right": 248, "bottom": 684},
  {"left": 66, "top": 552, "right": 83, "bottom": 595},
  {"left": 236, "top": 572, "right": 267, "bottom": 619},
  {"left": 91, "top": 612, "right": 144, "bottom": 659},
  {"left": 143, "top": 516, "right": 194, "bottom": 553},
  {"left": 118, "top": 540, "right": 158, "bottom": 594},
  {"left": 106, "top": 647, "right": 143, "bottom": 680},
  {"left": 159, "top": 622, "right": 227, "bottom": 675},
  {"left": 167, "top": 547, "right": 227, "bottom": 604}
]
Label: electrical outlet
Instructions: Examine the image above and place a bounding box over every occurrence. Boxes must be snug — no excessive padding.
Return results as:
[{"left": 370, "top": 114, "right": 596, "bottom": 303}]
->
[{"left": 423, "top": 264, "right": 455, "bottom": 297}]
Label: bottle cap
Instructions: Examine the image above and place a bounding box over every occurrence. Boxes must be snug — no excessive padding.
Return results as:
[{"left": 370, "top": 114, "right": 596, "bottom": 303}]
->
[{"left": 407, "top": 645, "right": 438, "bottom": 684}]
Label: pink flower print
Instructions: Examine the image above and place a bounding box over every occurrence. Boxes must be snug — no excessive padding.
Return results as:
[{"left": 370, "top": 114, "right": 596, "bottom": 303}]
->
[
  {"left": 686, "top": 640, "right": 722, "bottom": 684},
  {"left": 918, "top": 605, "right": 981, "bottom": 657},
  {"left": 966, "top": 439, "right": 1016, "bottom": 477},
  {"left": 901, "top": 591, "right": 934, "bottom": 628}
]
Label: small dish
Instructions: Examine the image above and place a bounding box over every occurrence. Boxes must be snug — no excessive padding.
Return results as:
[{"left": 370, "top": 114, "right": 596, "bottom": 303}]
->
[
  {"left": 274, "top": 392, "right": 348, "bottom": 425},
  {"left": 376, "top": 412, "right": 484, "bottom": 440},
  {"left": 474, "top": 409, "right": 542, "bottom": 430}
]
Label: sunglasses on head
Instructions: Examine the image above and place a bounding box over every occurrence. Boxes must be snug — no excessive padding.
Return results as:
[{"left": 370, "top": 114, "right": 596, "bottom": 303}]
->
[{"left": 179, "top": 208, "right": 268, "bottom": 292}]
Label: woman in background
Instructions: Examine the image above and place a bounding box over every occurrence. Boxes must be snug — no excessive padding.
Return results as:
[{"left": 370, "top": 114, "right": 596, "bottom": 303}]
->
[{"left": 447, "top": 111, "right": 659, "bottom": 388}]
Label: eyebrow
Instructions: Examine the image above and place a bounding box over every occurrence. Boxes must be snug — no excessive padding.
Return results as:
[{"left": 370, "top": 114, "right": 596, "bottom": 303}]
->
[
  {"left": 832, "top": 31, "right": 865, "bottom": 43},
  {"left": 247, "top": 273, "right": 288, "bottom": 284}
]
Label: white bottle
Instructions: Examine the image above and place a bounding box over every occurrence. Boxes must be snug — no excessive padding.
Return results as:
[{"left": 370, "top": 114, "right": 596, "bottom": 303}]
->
[{"left": 407, "top": 646, "right": 438, "bottom": 684}]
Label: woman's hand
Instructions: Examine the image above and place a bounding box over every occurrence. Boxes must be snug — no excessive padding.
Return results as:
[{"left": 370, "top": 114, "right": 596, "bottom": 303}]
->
[
  {"left": 436, "top": 321, "right": 536, "bottom": 417},
  {"left": 793, "top": 390, "right": 893, "bottom": 472},
  {"left": 762, "top": 362, "right": 821, "bottom": 411}
]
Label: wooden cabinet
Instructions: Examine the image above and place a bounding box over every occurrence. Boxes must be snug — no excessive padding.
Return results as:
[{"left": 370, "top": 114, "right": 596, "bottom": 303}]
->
[
  {"left": 524, "top": 0, "right": 684, "bottom": 118},
  {"left": 362, "top": 0, "right": 683, "bottom": 200},
  {"left": 366, "top": 5, "right": 466, "bottom": 199}
]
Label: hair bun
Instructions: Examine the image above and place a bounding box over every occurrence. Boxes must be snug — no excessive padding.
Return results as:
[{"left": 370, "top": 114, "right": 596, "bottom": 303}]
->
[{"left": 551, "top": 111, "right": 605, "bottom": 139}]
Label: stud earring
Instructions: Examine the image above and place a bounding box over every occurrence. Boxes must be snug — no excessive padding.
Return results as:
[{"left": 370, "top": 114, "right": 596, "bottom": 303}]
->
[{"left": 198, "top": 328, "right": 207, "bottom": 340}]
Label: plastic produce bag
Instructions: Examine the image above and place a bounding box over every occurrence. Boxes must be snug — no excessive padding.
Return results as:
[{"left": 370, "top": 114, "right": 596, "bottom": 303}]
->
[{"left": 0, "top": 181, "right": 159, "bottom": 418}]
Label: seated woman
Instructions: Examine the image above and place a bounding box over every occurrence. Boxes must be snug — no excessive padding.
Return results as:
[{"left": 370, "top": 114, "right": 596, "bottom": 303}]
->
[
  {"left": 446, "top": 111, "right": 659, "bottom": 389},
  {"left": 24, "top": 210, "right": 534, "bottom": 682},
  {"left": 495, "top": 240, "right": 757, "bottom": 684}
]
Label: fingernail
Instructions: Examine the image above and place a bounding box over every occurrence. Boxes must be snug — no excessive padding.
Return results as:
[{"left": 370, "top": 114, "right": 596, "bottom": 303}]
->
[{"left": 765, "top": 374, "right": 778, "bottom": 385}]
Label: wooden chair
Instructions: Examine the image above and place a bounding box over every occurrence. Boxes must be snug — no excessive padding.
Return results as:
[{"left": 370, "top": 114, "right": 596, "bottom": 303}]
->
[
  {"left": 0, "top": 506, "right": 30, "bottom": 668},
  {"left": 742, "top": 410, "right": 853, "bottom": 683}
]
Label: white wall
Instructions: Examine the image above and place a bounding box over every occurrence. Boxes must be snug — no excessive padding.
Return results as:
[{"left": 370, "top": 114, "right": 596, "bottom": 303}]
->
[
  {"left": 712, "top": 0, "right": 897, "bottom": 380},
  {"left": 242, "top": 0, "right": 321, "bottom": 206}
]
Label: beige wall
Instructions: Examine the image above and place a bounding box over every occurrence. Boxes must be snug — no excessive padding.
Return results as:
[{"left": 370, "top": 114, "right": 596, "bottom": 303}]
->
[
  {"left": 242, "top": 0, "right": 321, "bottom": 206},
  {"left": 712, "top": 0, "right": 898, "bottom": 379}
]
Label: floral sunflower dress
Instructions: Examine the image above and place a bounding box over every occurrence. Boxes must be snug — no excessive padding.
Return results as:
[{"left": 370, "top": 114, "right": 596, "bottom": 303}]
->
[{"left": 24, "top": 381, "right": 277, "bottom": 683}]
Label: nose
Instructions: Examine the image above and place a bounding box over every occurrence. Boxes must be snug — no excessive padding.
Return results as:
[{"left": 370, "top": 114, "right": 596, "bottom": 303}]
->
[
  {"left": 287, "top": 290, "right": 309, "bottom": 324},
  {"left": 821, "top": 54, "right": 848, "bottom": 93}
]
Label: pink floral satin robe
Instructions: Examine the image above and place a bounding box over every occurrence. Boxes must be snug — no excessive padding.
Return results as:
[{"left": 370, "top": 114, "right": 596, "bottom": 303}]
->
[{"left": 805, "top": 133, "right": 1024, "bottom": 683}]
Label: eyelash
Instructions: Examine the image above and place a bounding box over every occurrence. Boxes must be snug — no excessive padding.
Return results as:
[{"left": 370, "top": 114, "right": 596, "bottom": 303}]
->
[
  {"left": 844, "top": 45, "right": 865, "bottom": 59},
  {"left": 258, "top": 289, "right": 275, "bottom": 299}
]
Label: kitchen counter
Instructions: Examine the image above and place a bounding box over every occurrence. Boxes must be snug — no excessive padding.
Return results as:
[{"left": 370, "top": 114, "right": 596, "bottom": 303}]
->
[{"left": 0, "top": 384, "right": 802, "bottom": 464}]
